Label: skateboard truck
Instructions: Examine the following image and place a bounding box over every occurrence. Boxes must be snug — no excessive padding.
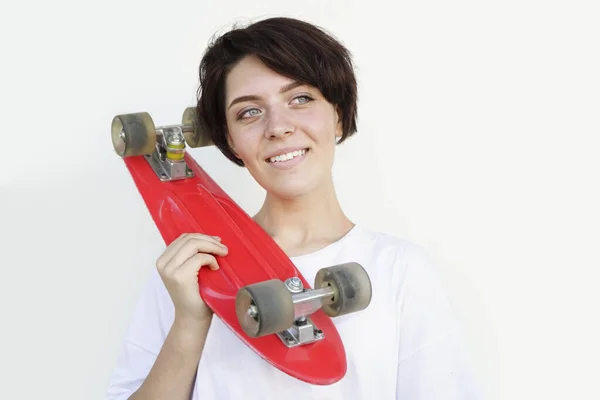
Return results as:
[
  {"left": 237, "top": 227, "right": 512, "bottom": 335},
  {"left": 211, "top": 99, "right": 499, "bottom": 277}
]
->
[
  {"left": 144, "top": 125, "right": 196, "bottom": 181},
  {"left": 244, "top": 277, "right": 328, "bottom": 347},
  {"left": 236, "top": 262, "right": 372, "bottom": 348},
  {"left": 111, "top": 108, "right": 213, "bottom": 181},
  {"left": 274, "top": 277, "right": 330, "bottom": 347}
]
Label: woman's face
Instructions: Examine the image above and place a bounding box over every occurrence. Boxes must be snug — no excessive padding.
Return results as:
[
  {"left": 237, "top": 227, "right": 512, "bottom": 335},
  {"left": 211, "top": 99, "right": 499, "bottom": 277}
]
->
[{"left": 224, "top": 55, "right": 342, "bottom": 199}]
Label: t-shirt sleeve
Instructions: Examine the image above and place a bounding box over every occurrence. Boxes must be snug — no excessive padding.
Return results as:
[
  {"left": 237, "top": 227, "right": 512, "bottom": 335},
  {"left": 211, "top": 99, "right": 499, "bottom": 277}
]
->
[
  {"left": 106, "top": 268, "right": 175, "bottom": 400},
  {"left": 395, "top": 245, "right": 483, "bottom": 399}
]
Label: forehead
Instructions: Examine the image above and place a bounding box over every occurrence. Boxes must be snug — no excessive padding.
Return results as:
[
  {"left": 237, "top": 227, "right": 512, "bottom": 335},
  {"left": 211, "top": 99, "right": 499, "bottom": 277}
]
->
[{"left": 224, "top": 55, "right": 294, "bottom": 100}]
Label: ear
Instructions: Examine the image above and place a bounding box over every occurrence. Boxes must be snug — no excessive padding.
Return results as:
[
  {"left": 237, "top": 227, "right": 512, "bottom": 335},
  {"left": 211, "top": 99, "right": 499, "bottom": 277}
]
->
[{"left": 335, "top": 106, "right": 343, "bottom": 139}]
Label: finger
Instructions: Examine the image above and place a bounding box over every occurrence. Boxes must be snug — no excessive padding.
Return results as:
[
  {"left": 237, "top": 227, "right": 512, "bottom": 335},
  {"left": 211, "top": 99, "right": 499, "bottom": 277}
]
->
[
  {"left": 157, "top": 233, "right": 224, "bottom": 270},
  {"left": 164, "top": 238, "right": 228, "bottom": 274},
  {"left": 156, "top": 233, "right": 190, "bottom": 270},
  {"left": 197, "top": 234, "right": 224, "bottom": 246},
  {"left": 172, "top": 253, "right": 220, "bottom": 283},
  {"left": 188, "top": 253, "right": 220, "bottom": 273}
]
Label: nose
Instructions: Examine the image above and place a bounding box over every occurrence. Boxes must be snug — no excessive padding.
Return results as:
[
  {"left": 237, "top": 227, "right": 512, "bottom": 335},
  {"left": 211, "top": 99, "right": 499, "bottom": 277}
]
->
[{"left": 264, "top": 107, "right": 294, "bottom": 139}]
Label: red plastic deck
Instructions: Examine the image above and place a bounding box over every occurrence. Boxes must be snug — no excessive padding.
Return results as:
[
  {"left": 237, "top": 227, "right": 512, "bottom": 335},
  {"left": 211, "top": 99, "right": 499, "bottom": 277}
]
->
[{"left": 121, "top": 152, "right": 347, "bottom": 385}]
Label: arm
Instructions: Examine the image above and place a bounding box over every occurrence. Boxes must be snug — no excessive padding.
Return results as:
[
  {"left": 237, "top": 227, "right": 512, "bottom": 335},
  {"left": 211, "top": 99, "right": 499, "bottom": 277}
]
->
[
  {"left": 106, "top": 268, "right": 179, "bottom": 400},
  {"left": 106, "top": 275, "right": 214, "bottom": 400},
  {"left": 107, "top": 233, "right": 226, "bottom": 400},
  {"left": 128, "top": 317, "right": 211, "bottom": 400}
]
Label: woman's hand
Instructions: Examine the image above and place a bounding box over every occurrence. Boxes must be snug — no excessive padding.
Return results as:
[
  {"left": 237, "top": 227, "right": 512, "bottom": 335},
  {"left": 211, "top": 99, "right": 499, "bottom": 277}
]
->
[{"left": 156, "top": 233, "right": 228, "bottom": 325}]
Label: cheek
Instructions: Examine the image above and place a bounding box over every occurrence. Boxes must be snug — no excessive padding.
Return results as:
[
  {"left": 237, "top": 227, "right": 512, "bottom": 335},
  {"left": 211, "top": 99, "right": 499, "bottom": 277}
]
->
[
  {"left": 298, "top": 112, "right": 336, "bottom": 143},
  {"left": 229, "top": 127, "right": 262, "bottom": 161}
]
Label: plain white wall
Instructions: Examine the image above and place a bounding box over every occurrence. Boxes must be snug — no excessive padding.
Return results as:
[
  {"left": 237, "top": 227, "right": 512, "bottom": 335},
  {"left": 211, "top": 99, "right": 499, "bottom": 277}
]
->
[{"left": 1, "top": 0, "right": 598, "bottom": 399}]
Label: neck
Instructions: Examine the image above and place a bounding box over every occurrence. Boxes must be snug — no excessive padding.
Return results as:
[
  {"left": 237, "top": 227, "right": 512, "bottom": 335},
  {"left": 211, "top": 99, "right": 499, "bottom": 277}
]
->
[{"left": 253, "top": 176, "right": 354, "bottom": 257}]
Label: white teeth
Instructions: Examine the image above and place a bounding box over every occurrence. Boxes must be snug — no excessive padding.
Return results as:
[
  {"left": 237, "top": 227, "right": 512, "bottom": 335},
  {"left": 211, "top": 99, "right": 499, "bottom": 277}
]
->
[{"left": 269, "top": 149, "right": 307, "bottom": 163}]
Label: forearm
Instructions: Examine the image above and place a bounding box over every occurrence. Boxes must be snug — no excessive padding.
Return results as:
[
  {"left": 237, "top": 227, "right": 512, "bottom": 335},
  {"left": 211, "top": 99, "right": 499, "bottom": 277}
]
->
[{"left": 129, "top": 317, "right": 211, "bottom": 400}]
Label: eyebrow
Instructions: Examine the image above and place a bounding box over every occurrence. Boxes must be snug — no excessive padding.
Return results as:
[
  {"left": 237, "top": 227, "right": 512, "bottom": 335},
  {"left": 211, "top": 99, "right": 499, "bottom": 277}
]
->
[{"left": 227, "top": 81, "right": 304, "bottom": 110}]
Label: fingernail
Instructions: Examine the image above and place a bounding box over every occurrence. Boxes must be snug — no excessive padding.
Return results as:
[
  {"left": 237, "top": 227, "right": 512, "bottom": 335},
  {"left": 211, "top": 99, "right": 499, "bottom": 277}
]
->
[{"left": 213, "top": 236, "right": 221, "bottom": 241}]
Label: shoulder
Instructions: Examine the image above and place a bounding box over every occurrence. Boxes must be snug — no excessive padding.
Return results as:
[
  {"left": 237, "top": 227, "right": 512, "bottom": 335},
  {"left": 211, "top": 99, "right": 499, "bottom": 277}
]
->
[
  {"left": 346, "top": 225, "right": 437, "bottom": 277},
  {"left": 349, "top": 225, "right": 431, "bottom": 257},
  {"left": 350, "top": 225, "right": 453, "bottom": 313},
  {"left": 334, "top": 225, "right": 445, "bottom": 305}
]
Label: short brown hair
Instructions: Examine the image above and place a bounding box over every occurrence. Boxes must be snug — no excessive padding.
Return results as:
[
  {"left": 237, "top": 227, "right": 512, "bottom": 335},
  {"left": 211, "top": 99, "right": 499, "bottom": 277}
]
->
[{"left": 195, "top": 17, "right": 358, "bottom": 166}]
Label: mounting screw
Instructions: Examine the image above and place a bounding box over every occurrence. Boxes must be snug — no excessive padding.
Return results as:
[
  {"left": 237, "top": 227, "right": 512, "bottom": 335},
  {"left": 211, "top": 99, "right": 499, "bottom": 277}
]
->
[{"left": 285, "top": 277, "right": 303, "bottom": 293}]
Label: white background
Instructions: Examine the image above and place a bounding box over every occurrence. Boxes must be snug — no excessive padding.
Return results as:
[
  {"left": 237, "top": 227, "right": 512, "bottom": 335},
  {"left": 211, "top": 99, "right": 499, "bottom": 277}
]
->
[{"left": 1, "top": 0, "right": 599, "bottom": 399}]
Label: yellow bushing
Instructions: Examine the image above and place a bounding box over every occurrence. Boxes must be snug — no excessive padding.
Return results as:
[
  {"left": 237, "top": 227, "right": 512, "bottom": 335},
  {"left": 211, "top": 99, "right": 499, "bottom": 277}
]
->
[{"left": 166, "top": 142, "right": 185, "bottom": 160}]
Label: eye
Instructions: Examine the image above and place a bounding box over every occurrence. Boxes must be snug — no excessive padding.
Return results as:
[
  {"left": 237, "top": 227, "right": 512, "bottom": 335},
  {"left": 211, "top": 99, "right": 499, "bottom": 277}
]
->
[
  {"left": 291, "top": 95, "right": 313, "bottom": 105},
  {"left": 239, "top": 108, "right": 261, "bottom": 120}
]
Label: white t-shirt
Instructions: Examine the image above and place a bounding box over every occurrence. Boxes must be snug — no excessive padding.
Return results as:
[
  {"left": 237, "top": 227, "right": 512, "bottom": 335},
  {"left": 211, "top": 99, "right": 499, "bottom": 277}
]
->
[{"left": 107, "top": 225, "right": 482, "bottom": 399}]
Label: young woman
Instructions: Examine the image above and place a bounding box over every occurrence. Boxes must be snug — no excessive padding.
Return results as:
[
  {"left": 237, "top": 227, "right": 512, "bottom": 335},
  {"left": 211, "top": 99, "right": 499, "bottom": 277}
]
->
[{"left": 107, "top": 16, "right": 481, "bottom": 400}]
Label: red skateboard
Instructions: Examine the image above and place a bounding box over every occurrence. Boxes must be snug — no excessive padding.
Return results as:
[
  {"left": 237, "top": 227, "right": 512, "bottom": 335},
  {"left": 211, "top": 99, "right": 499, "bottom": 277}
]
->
[{"left": 110, "top": 108, "right": 372, "bottom": 385}]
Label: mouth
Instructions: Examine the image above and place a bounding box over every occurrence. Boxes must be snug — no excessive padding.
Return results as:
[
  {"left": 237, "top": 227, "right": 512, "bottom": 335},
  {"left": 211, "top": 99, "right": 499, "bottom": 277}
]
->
[{"left": 266, "top": 148, "right": 309, "bottom": 164}]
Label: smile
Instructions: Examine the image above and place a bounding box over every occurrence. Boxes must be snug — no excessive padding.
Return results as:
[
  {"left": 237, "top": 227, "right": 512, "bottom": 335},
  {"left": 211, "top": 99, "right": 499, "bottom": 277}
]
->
[{"left": 267, "top": 148, "right": 309, "bottom": 163}]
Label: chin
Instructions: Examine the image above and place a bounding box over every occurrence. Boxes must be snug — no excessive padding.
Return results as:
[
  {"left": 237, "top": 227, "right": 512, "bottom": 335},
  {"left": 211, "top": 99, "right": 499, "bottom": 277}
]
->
[
  {"left": 249, "top": 159, "right": 331, "bottom": 200},
  {"left": 264, "top": 178, "right": 320, "bottom": 200}
]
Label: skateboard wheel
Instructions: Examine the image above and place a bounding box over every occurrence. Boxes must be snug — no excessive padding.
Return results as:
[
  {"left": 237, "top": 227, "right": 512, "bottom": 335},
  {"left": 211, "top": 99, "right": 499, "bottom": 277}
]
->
[
  {"left": 314, "top": 262, "right": 372, "bottom": 318},
  {"left": 235, "top": 279, "right": 294, "bottom": 338},
  {"left": 181, "top": 107, "right": 213, "bottom": 148},
  {"left": 111, "top": 112, "right": 157, "bottom": 157}
]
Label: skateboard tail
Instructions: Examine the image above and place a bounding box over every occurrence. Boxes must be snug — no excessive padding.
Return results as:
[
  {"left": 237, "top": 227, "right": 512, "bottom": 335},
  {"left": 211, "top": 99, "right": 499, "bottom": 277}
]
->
[{"left": 213, "top": 309, "right": 348, "bottom": 385}]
